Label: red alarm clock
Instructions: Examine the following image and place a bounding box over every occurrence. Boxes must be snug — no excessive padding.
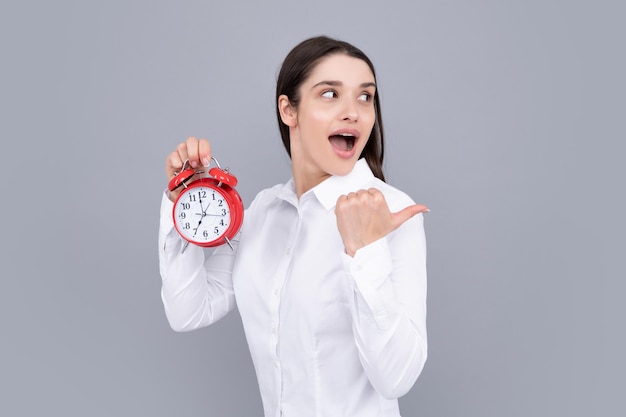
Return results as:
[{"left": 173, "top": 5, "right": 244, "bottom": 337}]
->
[{"left": 169, "top": 158, "right": 243, "bottom": 251}]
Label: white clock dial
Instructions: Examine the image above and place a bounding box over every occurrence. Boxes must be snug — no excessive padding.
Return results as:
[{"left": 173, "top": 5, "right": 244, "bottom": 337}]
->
[{"left": 173, "top": 185, "right": 231, "bottom": 243}]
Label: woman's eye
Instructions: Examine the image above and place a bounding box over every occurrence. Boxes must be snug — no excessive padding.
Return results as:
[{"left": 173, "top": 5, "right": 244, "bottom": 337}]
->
[
  {"left": 358, "top": 93, "right": 372, "bottom": 102},
  {"left": 321, "top": 90, "right": 337, "bottom": 99}
]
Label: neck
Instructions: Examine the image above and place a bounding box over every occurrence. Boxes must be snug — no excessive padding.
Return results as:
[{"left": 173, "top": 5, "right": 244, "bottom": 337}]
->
[
  {"left": 292, "top": 162, "right": 330, "bottom": 199},
  {"left": 289, "top": 133, "right": 330, "bottom": 198}
]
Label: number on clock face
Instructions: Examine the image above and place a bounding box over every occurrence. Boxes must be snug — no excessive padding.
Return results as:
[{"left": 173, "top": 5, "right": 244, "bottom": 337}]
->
[{"left": 173, "top": 186, "right": 231, "bottom": 243}]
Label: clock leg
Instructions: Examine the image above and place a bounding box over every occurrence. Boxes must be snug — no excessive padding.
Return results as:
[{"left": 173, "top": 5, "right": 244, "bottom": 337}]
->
[{"left": 180, "top": 239, "right": 190, "bottom": 254}]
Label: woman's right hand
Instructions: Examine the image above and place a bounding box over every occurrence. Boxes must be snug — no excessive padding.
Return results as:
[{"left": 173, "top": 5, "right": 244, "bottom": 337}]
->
[{"left": 165, "top": 136, "right": 212, "bottom": 202}]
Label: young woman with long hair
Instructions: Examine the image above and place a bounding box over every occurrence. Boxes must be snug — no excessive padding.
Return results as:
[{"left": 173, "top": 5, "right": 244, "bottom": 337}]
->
[{"left": 159, "top": 36, "right": 429, "bottom": 417}]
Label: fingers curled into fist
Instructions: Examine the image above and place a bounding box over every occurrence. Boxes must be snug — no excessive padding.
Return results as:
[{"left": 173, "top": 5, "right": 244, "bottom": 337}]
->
[
  {"left": 166, "top": 136, "right": 212, "bottom": 179},
  {"left": 165, "top": 136, "right": 212, "bottom": 201},
  {"left": 335, "top": 188, "right": 429, "bottom": 257}
]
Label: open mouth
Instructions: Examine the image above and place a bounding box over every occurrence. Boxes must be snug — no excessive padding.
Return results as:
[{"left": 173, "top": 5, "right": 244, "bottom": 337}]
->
[{"left": 329, "top": 132, "right": 357, "bottom": 151}]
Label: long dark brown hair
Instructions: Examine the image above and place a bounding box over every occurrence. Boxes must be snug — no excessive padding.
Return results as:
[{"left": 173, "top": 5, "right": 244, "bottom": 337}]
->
[{"left": 275, "top": 36, "right": 386, "bottom": 182}]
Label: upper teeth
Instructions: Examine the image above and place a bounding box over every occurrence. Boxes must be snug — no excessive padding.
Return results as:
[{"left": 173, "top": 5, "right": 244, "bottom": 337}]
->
[{"left": 340, "top": 133, "right": 354, "bottom": 137}]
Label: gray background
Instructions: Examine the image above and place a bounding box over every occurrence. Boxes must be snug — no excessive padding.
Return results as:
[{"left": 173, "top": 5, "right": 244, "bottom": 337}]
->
[{"left": 1, "top": 0, "right": 624, "bottom": 416}]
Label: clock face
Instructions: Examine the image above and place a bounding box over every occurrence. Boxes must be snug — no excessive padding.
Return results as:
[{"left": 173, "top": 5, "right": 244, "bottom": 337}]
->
[{"left": 173, "top": 184, "right": 232, "bottom": 245}]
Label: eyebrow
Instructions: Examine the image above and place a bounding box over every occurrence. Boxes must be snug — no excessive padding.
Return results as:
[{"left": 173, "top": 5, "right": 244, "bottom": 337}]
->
[{"left": 311, "top": 80, "right": 377, "bottom": 89}]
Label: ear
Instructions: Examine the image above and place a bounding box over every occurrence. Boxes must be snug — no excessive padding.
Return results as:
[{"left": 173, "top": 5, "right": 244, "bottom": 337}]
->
[{"left": 278, "top": 94, "right": 297, "bottom": 127}]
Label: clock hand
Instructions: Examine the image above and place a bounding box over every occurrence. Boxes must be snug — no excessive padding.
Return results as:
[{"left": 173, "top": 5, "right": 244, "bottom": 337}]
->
[
  {"left": 198, "top": 198, "right": 205, "bottom": 215},
  {"left": 192, "top": 205, "right": 204, "bottom": 237},
  {"left": 192, "top": 218, "right": 202, "bottom": 237},
  {"left": 195, "top": 197, "right": 210, "bottom": 217},
  {"left": 195, "top": 202, "right": 211, "bottom": 217}
]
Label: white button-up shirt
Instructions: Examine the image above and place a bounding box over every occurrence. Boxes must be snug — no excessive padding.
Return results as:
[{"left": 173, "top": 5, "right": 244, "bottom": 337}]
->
[{"left": 159, "top": 159, "right": 427, "bottom": 417}]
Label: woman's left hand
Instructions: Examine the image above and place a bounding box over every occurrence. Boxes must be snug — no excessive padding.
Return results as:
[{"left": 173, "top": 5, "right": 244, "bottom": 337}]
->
[{"left": 335, "top": 188, "right": 429, "bottom": 257}]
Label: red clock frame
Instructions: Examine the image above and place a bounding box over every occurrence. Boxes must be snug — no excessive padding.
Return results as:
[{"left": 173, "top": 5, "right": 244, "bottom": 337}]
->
[{"left": 169, "top": 167, "right": 244, "bottom": 248}]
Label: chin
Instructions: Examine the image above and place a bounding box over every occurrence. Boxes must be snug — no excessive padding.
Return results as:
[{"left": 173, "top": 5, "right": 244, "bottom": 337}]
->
[{"left": 328, "top": 160, "right": 358, "bottom": 177}]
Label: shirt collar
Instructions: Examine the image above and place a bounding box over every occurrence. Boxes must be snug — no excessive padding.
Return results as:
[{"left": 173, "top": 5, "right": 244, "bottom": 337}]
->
[
  {"left": 313, "top": 159, "right": 375, "bottom": 210},
  {"left": 276, "top": 178, "right": 298, "bottom": 207},
  {"left": 276, "top": 159, "right": 375, "bottom": 210}
]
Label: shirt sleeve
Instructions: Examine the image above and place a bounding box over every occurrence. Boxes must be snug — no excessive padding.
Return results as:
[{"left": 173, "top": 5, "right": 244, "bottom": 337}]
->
[
  {"left": 158, "top": 191, "right": 238, "bottom": 332},
  {"left": 341, "top": 212, "right": 428, "bottom": 399}
]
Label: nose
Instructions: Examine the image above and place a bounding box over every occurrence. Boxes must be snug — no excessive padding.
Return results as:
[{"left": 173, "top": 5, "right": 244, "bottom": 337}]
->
[{"left": 341, "top": 98, "right": 358, "bottom": 122}]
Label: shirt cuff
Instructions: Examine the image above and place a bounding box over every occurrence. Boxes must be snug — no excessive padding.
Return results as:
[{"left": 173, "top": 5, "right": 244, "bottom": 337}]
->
[
  {"left": 160, "top": 190, "right": 174, "bottom": 228},
  {"left": 159, "top": 190, "right": 181, "bottom": 253}
]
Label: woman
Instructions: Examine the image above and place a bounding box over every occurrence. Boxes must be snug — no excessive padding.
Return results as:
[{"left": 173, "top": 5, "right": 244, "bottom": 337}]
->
[{"left": 159, "top": 36, "right": 428, "bottom": 417}]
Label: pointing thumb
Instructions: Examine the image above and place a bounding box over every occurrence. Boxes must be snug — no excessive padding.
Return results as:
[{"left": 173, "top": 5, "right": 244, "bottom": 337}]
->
[{"left": 392, "top": 204, "right": 430, "bottom": 229}]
